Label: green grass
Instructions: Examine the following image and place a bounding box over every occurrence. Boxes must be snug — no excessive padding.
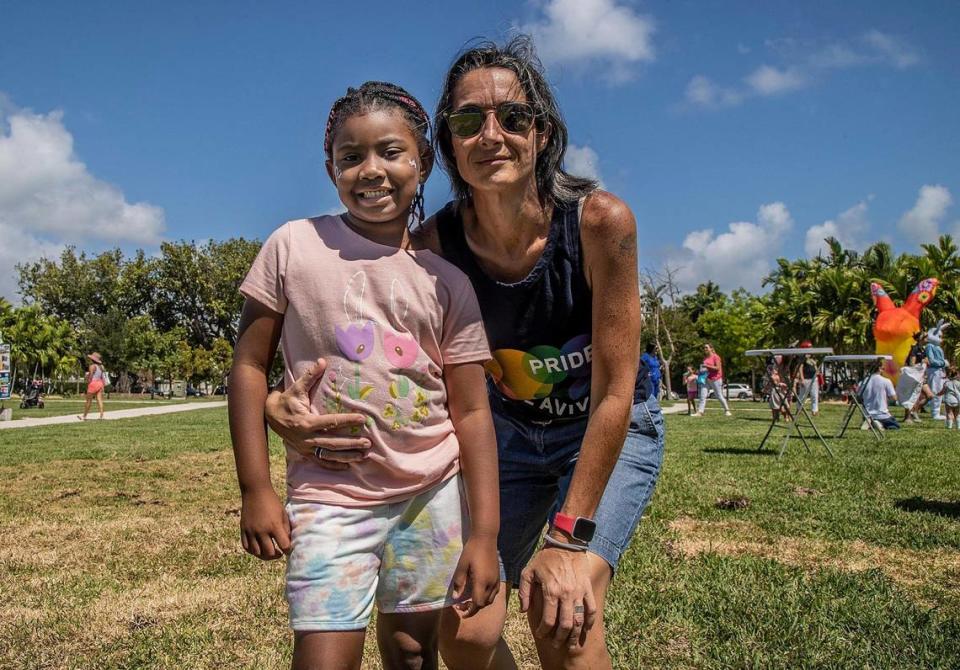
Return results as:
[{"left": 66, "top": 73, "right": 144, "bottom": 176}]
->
[{"left": 0, "top": 403, "right": 958, "bottom": 668}]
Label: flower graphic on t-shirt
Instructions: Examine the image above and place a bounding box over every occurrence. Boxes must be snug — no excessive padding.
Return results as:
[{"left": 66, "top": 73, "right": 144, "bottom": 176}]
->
[
  {"left": 334, "top": 322, "right": 375, "bottom": 402},
  {"left": 335, "top": 321, "right": 374, "bottom": 362},
  {"left": 382, "top": 331, "right": 419, "bottom": 368}
]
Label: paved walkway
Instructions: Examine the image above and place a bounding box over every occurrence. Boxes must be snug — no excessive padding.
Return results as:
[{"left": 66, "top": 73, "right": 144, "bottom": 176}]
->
[
  {"left": 0, "top": 399, "right": 692, "bottom": 431},
  {"left": 0, "top": 401, "right": 226, "bottom": 430}
]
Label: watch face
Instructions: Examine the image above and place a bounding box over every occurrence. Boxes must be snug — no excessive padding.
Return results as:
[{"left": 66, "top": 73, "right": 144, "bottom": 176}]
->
[{"left": 573, "top": 517, "right": 597, "bottom": 543}]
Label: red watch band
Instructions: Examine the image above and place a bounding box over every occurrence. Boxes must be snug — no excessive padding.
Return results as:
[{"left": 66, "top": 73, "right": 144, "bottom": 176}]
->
[{"left": 552, "top": 512, "right": 577, "bottom": 537}]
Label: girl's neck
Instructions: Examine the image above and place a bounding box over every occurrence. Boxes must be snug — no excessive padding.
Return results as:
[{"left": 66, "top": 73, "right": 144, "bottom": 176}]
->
[
  {"left": 466, "top": 181, "right": 552, "bottom": 255},
  {"left": 342, "top": 212, "right": 411, "bottom": 249}
]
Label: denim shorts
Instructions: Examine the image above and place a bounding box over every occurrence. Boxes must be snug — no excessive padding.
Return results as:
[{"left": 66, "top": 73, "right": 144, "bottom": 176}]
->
[{"left": 492, "top": 396, "right": 665, "bottom": 586}]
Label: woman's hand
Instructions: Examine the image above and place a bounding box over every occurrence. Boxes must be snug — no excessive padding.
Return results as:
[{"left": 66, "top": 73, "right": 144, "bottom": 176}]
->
[
  {"left": 519, "top": 545, "right": 598, "bottom": 650},
  {"left": 451, "top": 533, "right": 501, "bottom": 618},
  {"left": 265, "top": 358, "right": 371, "bottom": 471}
]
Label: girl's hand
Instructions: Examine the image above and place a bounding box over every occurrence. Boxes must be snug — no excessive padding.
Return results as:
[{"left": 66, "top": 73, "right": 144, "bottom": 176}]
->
[
  {"left": 239, "top": 486, "right": 291, "bottom": 561},
  {"left": 265, "top": 358, "right": 372, "bottom": 471},
  {"left": 451, "top": 534, "right": 500, "bottom": 618}
]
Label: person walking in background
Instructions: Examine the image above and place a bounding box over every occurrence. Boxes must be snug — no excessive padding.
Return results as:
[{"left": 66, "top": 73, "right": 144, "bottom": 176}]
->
[
  {"left": 924, "top": 320, "right": 949, "bottom": 420},
  {"left": 796, "top": 343, "right": 820, "bottom": 416},
  {"left": 697, "top": 343, "right": 731, "bottom": 416},
  {"left": 682, "top": 365, "right": 698, "bottom": 415},
  {"left": 78, "top": 352, "right": 106, "bottom": 421},
  {"left": 641, "top": 343, "right": 662, "bottom": 400},
  {"left": 940, "top": 366, "right": 960, "bottom": 429}
]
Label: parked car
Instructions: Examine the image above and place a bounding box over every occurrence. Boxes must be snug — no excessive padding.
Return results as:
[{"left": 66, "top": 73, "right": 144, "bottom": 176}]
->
[
  {"left": 186, "top": 385, "right": 207, "bottom": 397},
  {"left": 708, "top": 383, "right": 754, "bottom": 400}
]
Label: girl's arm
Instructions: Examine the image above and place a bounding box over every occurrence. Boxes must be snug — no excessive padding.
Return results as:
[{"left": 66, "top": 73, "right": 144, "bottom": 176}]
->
[
  {"left": 444, "top": 361, "right": 500, "bottom": 614},
  {"left": 228, "top": 297, "right": 290, "bottom": 560}
]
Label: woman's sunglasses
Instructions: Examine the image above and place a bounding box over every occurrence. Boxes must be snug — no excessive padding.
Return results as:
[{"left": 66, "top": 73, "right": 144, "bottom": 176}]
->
[{"left": 444, "top": 102, "right": 538, "bottom": 138}]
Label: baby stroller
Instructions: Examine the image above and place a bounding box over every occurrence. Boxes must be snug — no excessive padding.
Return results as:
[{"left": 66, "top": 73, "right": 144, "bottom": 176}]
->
[{"left": 20, "top": 379, "right": 45, "bottom": 409}]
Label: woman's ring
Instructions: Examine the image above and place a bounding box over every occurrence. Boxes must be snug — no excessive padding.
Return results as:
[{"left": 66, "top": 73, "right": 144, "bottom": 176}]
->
[
  {"left": 314, "top": 446, "right": 325, "bottom": 460},
  {"left": 574, "top": 604, "right": 585, "bottom": 614}
]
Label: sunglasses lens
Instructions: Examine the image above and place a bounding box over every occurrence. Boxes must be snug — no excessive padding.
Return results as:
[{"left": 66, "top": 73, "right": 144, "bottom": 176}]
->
[
  {"left": 447, "top": 111, "right": 484, "bottom": 137},
  {"left": 498, "top": 103, "right": 535, "bottom": 133}
]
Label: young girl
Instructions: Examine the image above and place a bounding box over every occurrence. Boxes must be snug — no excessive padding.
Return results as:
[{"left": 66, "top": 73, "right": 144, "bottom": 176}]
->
[
  {"left": 683, "top": 365, "right": 698, "bottom": 415},
  {"left": 764, "top": 355, "right": 792, "bottom": 423},
  {"left": 941, "top": 366, "right": 959, "bottom": 429},
  {"left": 228, "top": 82, "right": 500, "bottom": 670}
]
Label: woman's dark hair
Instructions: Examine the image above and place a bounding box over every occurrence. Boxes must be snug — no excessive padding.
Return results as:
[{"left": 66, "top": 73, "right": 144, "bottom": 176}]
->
[
  {"left": 324, "top": 81, "right": 434, "bottom": 223},
  {"left": 645, "top": 343, "right": 656, "bottom": 355},
  {"left": 434, "top": 34, "right": 597, "bottom": 207}
]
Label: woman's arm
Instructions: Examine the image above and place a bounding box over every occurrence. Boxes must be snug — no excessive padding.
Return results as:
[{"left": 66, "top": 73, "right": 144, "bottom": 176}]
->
[
  {"left": 444, "top": 361, "right": 500, "bottom": 614},
  {"left": 228, "top": 297, "right": 290, "bottom": 560},
  {"left": 518, "top": 191, "right": 641, "bottom": 647},
  {"left": 559, "top": 190, "right": 640, "bottom": 529}
]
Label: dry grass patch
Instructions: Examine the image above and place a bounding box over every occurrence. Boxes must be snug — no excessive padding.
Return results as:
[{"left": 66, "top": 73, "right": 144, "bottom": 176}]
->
[{"left": 667, "top": 516, "right": 960, "bottom": 603}]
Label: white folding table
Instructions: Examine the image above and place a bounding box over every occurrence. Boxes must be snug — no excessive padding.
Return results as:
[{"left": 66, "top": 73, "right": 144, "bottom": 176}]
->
[
  {"left": 823, "top": 354, "right": 893, "bottom": 442},
  {"left": 745, "top": 347, "right": 835, "bottom": 458}
]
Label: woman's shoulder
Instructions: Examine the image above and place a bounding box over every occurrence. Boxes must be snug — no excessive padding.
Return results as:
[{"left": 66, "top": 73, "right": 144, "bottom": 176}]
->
[
  {"left": 580, "top": 190, "right": 634, "bottom": 228},
  {"left": 577, "top": 190, "right": 637, "bottom": 272},
  {"left": 410, "top": 216, "right": 442, "bottom": 254},
  {"left": 411, "top": 202, "right": 462, "bottom": 254}
]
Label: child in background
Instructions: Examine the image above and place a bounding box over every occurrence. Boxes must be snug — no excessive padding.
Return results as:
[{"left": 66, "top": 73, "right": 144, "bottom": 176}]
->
[
  {"left": 228, "top": 82, "right": 500, "bottom": 669},
  {"left": 693, "top": 366, "right": 709, "bottom": 417},
  {"left": 941, "top": 366, "right": 960, "bottom": 429},
  {"left": 683, "top": 365, "right": 698, "bottom": 416},
  {"left": 764, "top": 355, "right": 792, "bottom": 423}
]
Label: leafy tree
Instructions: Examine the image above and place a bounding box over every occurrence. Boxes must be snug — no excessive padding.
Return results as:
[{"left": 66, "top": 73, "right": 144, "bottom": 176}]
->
[
  {"left": 698, "top": 290, "right": 768, "bottom": 381},
  {"left": 152, "top": 238, "right": 260, "bottom": 349}
]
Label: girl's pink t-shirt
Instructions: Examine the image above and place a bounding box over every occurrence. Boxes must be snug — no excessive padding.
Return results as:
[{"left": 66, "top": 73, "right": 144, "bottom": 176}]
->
[{"left": 241, "top": 216, "right": 490, "bottom": 506}]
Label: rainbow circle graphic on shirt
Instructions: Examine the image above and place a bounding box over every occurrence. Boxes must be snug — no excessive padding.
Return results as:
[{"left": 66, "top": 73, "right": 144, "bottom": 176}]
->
[{"left": 484, "top": 334, "right": 592, "bottom": 401}]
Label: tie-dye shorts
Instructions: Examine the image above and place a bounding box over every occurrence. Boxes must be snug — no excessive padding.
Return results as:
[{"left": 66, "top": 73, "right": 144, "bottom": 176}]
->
[{"left": 285, "top": 474, "right": 467, "bottom": 631}]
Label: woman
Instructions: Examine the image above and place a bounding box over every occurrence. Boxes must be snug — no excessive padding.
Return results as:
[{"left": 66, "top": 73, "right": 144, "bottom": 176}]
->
[
  {"left": 79, "top": 352, "right": 106, "bottom": 421},
  {"left": 264, "top": 36, "right": 663, "bottom": 669}
]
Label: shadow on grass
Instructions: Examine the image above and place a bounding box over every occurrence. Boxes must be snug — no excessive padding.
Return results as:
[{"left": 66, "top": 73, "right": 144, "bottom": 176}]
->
[
  {"left": 894, "top": 497, "right": 960, "bottom": 519},
  {"left": 702, "top": 447, "right": 776, "bottom": 456}
]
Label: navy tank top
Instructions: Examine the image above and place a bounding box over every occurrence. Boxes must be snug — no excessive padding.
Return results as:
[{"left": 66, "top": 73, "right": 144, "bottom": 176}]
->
[{"left": 435, "top": 199, "right": 651, "bottom": 422}]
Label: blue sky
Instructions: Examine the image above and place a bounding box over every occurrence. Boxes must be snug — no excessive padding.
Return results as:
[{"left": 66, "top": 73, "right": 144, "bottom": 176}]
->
[{"left": 2, "top": 0, "right": 959, "bottom": 300}]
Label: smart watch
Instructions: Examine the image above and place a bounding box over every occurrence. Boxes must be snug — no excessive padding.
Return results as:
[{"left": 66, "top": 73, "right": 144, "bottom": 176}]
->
[{"left": 551, "top": 512, "right": 597, "bottom": 544}]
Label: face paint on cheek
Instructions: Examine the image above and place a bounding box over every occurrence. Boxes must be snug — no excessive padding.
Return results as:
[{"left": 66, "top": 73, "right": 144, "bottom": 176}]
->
[
  {"left": 333, "top": 165, "right": 343, "bottom": 180},
  {"left": 408, "top": 159, "right": 418, "bottom": 170}
]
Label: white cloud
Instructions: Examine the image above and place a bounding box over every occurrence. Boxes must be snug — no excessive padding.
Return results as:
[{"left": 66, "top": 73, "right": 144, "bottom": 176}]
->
[
  {"left": 805, "top": 200, "right": 870, "bottom": 257},
  {"left": 863, "top": 29, "right": 920, "bottom": 69},
  {"left": 744, "top": 65, "right": 807, "bottom": 95},
  {"left": 0, "top": 99, "right": 165, "bottom": 301},
  {"left": 521, "top": 0, "right": 655, "bottom": 82},
  {"left": 684, "top": 75, "right": 742, "bottom": 108},
  {"left": 564, "top": 144, "right": 604, "bottom": 187},
  {"left": 670, "top": 202, "right": 794, "bottom": 292},
  {"left": 687, "top": 30, "right": 919, "bottom": 109},
  {"left": 898, "top": 184, "right": 952, "bottom": 244}
]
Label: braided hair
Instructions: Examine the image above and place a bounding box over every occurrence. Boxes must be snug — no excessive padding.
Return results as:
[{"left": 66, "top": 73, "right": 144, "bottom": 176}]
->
[{"left": 324, "top": 82, "right": 433, "bottom": 226}]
